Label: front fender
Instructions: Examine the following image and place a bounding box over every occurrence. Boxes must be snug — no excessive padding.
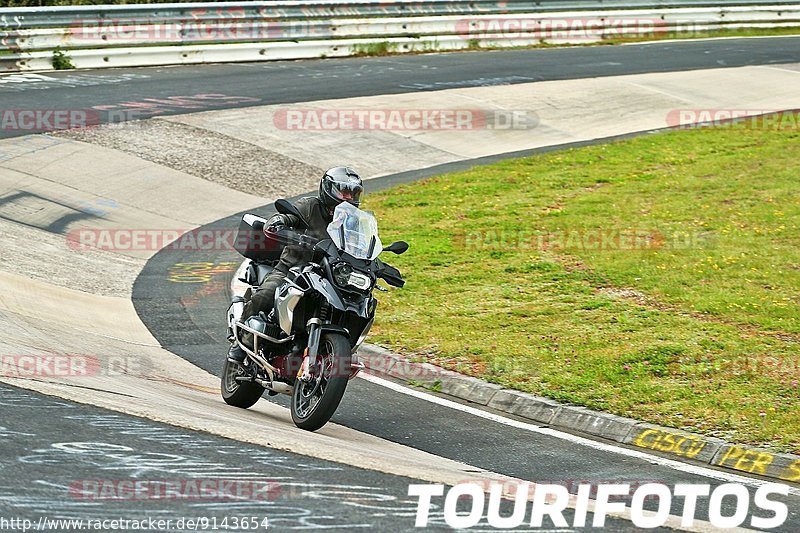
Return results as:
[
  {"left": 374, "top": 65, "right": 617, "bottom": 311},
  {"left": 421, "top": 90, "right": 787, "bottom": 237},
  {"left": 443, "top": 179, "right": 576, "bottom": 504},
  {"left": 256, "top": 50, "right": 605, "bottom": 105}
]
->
[
  {"left": 344, "top": 296, "right": 373, "bottom": 319},
  {"left": 319, "top": 324, "right": 350, "bottom": 337}
]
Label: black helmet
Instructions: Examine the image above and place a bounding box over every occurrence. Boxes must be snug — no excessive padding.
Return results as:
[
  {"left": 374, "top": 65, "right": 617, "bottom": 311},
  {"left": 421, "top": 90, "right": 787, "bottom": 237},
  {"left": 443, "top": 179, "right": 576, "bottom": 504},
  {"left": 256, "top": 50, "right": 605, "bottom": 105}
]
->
[{"left": 319, "top": 166, "right": 363, "bottom": 211}]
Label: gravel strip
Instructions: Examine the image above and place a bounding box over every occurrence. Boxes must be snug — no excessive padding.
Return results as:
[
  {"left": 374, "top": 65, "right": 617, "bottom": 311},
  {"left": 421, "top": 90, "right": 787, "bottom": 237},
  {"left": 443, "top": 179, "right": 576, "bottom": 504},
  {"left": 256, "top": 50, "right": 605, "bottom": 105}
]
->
[{"left": 57, "top": 119, "right": 323, "bottom": 200}]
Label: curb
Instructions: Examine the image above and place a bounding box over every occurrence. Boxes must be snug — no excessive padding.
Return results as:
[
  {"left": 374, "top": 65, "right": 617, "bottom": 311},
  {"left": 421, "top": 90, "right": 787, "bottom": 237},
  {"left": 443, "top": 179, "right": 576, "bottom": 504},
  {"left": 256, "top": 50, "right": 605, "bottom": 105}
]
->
[{"left": 357, "top": 343, "right": 800, "bottom": 485}]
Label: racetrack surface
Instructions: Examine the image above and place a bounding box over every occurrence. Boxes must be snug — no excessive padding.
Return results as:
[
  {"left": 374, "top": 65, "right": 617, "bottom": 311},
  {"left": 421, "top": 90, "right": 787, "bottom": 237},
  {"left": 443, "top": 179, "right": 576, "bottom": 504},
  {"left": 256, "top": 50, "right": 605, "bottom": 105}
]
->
[
  {"left": 9, "top": 382, "right": 641, "bottom": 531},
  {"left": 3, "top": 40, "right": 800, "bottom": 530},
  {"left": 1, "top": 37, "right": 800, "bottom": 138}
]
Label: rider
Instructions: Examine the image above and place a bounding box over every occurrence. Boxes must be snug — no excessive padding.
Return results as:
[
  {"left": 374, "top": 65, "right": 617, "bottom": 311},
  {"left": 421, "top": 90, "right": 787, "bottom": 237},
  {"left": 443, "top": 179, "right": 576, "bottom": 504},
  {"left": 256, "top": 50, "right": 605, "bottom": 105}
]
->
[{"left": 228, "top": 166, "right": 364, "bottom": 362}]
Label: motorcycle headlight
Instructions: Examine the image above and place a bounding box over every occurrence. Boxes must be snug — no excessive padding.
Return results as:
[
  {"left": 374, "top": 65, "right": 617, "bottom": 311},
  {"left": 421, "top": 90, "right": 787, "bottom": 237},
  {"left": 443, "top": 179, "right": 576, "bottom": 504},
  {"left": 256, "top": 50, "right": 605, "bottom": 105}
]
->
[
  {"left": 333, "top": 263, "right": 353, "bottom": 286},
  {"left": 347, "top": 271, "right": 372, "bottom": 291},
  {"left": 333, "top": 262, "right": 372, "bottom": 290}
]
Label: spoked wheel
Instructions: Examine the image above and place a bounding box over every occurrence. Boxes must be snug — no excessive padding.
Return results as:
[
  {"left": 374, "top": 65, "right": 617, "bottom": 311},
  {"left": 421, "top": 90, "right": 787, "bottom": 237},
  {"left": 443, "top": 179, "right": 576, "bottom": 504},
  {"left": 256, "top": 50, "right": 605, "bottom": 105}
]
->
[
  {"left": 221, "top": 357, "right": 264, "bottom": 409},
  {"left": 291, "top": 333, "right": 351, "bottom": 431}
]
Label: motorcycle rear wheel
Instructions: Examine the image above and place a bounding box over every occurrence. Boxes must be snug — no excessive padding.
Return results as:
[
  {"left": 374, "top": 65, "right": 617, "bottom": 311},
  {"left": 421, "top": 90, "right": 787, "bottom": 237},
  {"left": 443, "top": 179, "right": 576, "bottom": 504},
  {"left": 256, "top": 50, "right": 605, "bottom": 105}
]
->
[
  {"left": 291, "top": 333, "right": 351, "bottom": 431},
  {"left": 221, "top": 357, "right": 265, "bottom": 409}
]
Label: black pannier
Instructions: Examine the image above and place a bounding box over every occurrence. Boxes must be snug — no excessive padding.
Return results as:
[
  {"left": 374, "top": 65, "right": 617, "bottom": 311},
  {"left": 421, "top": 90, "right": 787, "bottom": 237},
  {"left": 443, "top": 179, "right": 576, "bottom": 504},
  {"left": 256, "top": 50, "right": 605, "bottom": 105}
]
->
[{"left": 234, "top": 213, "right": 283, "bottom": 262}]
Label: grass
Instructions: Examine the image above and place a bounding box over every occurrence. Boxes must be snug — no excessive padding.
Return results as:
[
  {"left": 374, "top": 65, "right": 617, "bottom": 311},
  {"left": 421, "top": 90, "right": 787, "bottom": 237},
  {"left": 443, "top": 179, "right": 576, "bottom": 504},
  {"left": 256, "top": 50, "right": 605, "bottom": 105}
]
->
[
  {"left": 364, "top": 121, "right": 800, "bottom": 453},
  {"left": 460, "top": 26, "right": 800, "bottom": 52},
  {"left": 344, "top": 27, "right": 800, "bottom": 59},
  {"left": 351, "top": 41, "right": 398, "bottom": 57},
  {"left": 601, "top": 26, "right": 800, "bottom": 45},
  {"left": 51, "top": 48, "right": 75, "bottom": 70}
]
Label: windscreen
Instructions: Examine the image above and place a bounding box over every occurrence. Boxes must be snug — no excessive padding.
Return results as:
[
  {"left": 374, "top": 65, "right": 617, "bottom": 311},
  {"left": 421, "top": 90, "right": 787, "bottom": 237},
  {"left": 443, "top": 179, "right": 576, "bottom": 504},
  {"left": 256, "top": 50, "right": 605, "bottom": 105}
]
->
[{"left": 327, "top": 202, "right": 382, "bottom": 260}]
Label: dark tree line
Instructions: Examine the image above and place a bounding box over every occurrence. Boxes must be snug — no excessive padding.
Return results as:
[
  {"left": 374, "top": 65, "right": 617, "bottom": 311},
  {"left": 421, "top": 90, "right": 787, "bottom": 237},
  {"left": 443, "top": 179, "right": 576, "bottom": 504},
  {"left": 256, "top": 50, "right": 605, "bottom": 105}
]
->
[{"left": 1, "top": 1, "right": 245, "bottom": 6}]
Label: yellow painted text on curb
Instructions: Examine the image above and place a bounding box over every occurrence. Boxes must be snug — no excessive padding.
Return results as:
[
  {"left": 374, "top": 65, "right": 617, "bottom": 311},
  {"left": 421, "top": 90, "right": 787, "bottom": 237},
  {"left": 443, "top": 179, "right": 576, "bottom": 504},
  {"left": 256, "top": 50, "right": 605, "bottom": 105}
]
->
[
  {"left": 632, "top": 429, "right": 706, "bottom": 459},
  {"left": 717, "top": 446, "right": 774, "bottom": 475}
]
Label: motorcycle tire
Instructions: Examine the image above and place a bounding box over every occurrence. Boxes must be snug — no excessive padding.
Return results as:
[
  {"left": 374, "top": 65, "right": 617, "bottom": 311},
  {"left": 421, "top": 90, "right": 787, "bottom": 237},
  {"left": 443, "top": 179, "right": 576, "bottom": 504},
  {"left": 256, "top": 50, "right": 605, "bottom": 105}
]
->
[
  {"left": 291, "top": 333, "right": 351, "bottom": 431},
  {"left": 221, "top": 357, "right": 265, "bottom": 409}
]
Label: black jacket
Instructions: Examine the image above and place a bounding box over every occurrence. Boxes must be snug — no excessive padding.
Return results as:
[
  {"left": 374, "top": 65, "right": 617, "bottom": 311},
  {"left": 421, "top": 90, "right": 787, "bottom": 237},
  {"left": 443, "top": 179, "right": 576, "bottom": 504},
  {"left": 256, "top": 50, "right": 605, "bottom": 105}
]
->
[{"left": 268, "top": 196, "right": 333, "bottom": 274}]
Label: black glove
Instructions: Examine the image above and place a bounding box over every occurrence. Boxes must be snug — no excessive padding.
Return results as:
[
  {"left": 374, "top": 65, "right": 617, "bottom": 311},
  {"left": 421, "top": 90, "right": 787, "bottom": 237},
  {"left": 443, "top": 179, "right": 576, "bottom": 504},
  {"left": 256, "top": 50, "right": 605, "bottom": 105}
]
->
[
  {"left": 298, "top": 233, "right": 317, "bottom": 248},
  {"left": 265, "top": 216, "right": 287, "bottom": 235}
]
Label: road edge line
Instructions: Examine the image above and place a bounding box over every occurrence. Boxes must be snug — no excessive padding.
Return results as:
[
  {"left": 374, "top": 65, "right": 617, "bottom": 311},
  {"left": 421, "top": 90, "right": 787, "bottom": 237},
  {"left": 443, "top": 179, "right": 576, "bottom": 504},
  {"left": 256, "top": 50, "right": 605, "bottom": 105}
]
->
[{"left": 358, "top": 343, "right": 800, "bottom": 486}]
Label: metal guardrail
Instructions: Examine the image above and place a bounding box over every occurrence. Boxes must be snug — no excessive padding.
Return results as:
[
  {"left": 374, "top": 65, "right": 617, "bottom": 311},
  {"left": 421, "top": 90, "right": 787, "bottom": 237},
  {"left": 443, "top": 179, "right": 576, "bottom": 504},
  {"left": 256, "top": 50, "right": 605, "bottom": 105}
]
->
[
  {"left": 5, "top": 7, "right": 800, "bottom": 50},
  {"left": 1, "top": 1, "right": 799, "bottom": 71},
  {"left": 3, "top": 1, "right": 798, "bottom": 27}
]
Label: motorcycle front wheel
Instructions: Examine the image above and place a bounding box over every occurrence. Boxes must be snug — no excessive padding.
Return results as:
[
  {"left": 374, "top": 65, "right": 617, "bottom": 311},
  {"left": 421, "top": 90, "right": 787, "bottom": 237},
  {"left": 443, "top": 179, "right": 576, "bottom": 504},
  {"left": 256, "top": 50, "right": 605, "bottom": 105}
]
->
[{"left": 291, "top": 333, "right": 351, "bottom": 431}]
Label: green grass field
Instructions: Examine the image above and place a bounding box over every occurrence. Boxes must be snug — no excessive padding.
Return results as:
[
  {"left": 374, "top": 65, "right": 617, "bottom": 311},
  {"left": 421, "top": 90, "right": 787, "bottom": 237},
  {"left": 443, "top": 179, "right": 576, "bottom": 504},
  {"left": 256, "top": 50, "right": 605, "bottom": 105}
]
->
[{"left": 365, "top": 121, "right": 800, "bottom": 453}]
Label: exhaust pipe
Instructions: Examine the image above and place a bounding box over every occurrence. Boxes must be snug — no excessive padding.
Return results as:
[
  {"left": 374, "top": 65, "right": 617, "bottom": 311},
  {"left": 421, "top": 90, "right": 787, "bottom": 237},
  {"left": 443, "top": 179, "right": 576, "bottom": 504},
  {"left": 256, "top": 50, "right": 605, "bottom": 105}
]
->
[{"left": 256, "top": 378, "right": 292, "bottom": 395}]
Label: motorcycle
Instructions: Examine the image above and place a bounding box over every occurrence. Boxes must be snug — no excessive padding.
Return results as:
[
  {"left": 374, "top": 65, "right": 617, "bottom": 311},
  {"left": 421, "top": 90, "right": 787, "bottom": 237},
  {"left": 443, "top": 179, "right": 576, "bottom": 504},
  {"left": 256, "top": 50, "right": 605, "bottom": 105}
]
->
[{"left": 221, "top": 198, "right": 407, "bottom": 431}]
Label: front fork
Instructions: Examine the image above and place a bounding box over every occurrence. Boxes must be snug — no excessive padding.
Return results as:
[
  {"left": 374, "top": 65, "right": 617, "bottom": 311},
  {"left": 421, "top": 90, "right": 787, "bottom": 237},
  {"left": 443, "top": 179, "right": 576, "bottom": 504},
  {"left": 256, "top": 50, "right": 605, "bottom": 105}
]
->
[
  {"left": 298, "top": 319, "right": 364, "bottom": 381},
  {"left": 298, "top": 318, "right": 322, "bottom": 382}
]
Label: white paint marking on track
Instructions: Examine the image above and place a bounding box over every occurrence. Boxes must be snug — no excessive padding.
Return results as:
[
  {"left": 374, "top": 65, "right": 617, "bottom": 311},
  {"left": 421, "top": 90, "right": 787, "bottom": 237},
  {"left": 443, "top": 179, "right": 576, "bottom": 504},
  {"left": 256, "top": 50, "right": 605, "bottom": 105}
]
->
[
  {"left": 621, "top": 35, "right": 800, "bottom": 46},
  {"left": 623, "top": 80, "right": 700, "bottom": 106},
  {"left": 756, "top": 65, "right": 800, "bottom": 75},
  {"left": 359, "top": 373, "right": 800, "bottom": 496}
]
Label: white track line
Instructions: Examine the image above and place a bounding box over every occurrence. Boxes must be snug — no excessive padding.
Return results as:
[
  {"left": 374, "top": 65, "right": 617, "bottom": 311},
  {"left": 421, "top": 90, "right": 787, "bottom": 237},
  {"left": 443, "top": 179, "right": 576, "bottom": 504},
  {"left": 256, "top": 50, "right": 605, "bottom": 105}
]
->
[
  {"left": 359, "top": 373, "right": 800, "bottom": 496},
  {"left": 621, "top": 35, "right": 800, "bottom": 46}
]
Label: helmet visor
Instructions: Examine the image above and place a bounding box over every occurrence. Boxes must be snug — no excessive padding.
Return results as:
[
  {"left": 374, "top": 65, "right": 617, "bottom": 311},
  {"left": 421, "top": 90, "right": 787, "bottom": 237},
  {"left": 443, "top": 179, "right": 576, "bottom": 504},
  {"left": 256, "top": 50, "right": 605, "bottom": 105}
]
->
[{"left": 330, "top": 180, "right": 363, "bottom": 205}]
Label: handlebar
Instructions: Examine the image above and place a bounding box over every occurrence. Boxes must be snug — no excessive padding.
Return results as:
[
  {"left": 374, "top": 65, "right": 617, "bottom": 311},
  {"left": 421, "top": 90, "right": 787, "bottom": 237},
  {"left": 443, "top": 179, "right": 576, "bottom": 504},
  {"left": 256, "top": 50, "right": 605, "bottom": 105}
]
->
[
  {"left": 265, "top": 226, "right": 319, "bottom": 249},
  {"left": 265, "top": 226, "right": 405, "bottom": 287}
]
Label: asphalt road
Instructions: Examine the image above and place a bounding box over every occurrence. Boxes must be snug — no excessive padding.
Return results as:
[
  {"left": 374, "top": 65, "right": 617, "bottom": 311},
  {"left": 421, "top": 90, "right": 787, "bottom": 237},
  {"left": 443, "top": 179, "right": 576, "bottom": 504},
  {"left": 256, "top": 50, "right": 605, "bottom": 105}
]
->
[
  {"left": 7, "top": 40, "right": 800, "bottom": 530},
  {"left": 1, "top": 37, "right": 799, "bottom": 138},
  {"left": 8, "top": 382, "right": 622, "bottom": 531}
]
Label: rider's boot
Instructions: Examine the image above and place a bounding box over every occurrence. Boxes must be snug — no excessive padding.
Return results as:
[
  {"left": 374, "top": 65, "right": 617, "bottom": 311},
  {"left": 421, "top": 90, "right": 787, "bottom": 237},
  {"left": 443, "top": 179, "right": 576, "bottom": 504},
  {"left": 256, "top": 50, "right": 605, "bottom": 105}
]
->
[
  {"left": 226, "top": 296, "right": 246, "bottom": 341},
  {"left": 227, "top": 341, "right": 246, "bottom": 364},
  {"left": 227, "top": 295, "right": 248, "bottom": 363},
  {"left": 228, "top": 330, "right": 255, "bottom": 363}
]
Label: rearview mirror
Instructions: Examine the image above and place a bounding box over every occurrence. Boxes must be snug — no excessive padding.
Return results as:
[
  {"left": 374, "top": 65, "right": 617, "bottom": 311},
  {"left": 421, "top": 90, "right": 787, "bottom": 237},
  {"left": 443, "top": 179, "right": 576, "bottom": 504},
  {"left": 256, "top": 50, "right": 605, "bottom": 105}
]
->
[
  {"left": 383, "top": 241, "right": 409, "bottom": 255},
  {"left": 274, "top": 199, "right": 307, "bottom": 228}
]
